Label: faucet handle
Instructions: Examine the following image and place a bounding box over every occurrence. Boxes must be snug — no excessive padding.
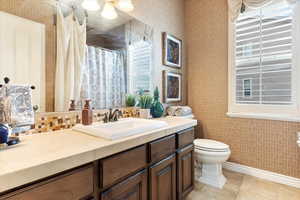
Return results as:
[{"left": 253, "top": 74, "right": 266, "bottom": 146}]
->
[
  {"left": 108, "top": 108, "right": 113, "bottom": 118},
  {"left": 114, "top": 110, "right": 123, "bottom": 121},
  {"left": 103, "top": 113, "right": 109, "bottom": 123},
  {"left": 118, "top": 110, "right": 123, "bottom": 118}
]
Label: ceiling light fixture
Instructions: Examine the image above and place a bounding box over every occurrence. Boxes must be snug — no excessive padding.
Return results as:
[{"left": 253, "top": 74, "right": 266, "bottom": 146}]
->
[
  {"left": 81, "top": 0, "right": 100, "bottom": 11},
  {"left": 101, "top": 0, "right": 118, "bottom": 20},
  {"left": 117, "top": 0, "right": 134, "bottom": 12}
]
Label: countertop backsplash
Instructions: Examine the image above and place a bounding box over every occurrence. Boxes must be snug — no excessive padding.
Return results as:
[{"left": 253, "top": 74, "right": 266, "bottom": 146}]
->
[{"left": 15, "top": 107, "right": 140, "bottom": 135}]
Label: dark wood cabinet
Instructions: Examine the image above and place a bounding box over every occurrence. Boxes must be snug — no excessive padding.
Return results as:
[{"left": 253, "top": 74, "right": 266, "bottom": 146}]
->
[
  {"left": 101, "top": 170, "right": 147, "bottom": 200},
  {"left": 149, "top": 154, "right": 177, "bottom": 200},
  {"left": 1, "top": 165, "right": 94, "bottom": 200},
  {"left": 100, "top": 145, "right": 147, "bottom": 189},
  {"left": 149, "top": 134, "right": 176, "bottom": 164},
  {"left": 1, "top": 128, "right": 195, "bottom": 200},
  {"left": 177, "top": 145, "right": 194, "bottom": 200},
  {"left": 177, "top": 128, "right": 195, "bottom": 149}
]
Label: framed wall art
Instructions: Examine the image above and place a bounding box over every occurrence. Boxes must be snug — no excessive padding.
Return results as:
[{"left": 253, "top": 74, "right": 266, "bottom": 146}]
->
[
  {"left": 162, "top": 32, "right": 182, "bottom": 68},
  {"left": 163, "top": 71, "right": 182, "bottom": 103}
]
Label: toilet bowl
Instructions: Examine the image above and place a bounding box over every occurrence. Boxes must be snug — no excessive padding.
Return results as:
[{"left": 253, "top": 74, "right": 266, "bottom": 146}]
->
[{"left": 194, "top": 139, "right": 231, "bottom": 189}]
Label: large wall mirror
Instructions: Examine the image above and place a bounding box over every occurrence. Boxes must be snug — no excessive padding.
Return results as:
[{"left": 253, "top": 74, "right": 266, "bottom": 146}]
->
[{"left": 0, "top": 0, "right": 154, "bottom": 113}]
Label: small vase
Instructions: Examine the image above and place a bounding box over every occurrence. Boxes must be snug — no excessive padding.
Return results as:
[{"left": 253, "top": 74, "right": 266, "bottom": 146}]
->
[
  {"left": 151, "top": 100, "right": 164, "bottom": 118},
  {"left": 150, "top": 86, "right": 165, "bottom": 118},
  {"left": 139, "top": 109, "right": 151, "bottom": 119}
]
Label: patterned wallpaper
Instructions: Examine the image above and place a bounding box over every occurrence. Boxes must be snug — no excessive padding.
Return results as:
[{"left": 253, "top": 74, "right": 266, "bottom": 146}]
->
[{"left": 185, "top": 0, "right": 300, "bottom": 178}]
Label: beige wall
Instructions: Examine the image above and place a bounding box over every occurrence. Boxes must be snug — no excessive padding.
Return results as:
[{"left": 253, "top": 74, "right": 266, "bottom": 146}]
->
[
  {"left": 0, "top": 0, "right": 186, "bottom": 112},
  {"left": 131, "top": 0, "right": 186, "bottom": 104},
  {"left": 185, "top": 0, "right": 300, "bottom": 178}
]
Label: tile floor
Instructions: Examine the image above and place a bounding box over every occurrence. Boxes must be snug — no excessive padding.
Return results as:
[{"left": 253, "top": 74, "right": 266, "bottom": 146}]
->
[{"left": 186, "top": 170, "right": 300, "bottom": 200}]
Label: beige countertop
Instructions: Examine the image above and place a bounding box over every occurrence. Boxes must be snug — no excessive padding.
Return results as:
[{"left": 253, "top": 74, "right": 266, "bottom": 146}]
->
[{"left": 0, "top": 117, "right": 197, "bottom": 193}]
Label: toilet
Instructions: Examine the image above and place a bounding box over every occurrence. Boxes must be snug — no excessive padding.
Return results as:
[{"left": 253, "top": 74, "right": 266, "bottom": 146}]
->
[{"left": 194, "top": 139, "right": 231, "bottom": 189}]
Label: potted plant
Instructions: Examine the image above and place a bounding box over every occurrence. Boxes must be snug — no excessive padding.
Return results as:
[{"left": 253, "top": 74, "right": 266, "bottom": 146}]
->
[
  {"left": 150, "top": 87, "right": 164, "bottom": 118},
  {"left": 125, "top": 94, "right": 136, "bottom": 107},
  {"left": 139, "top": 95, "right": 153, "bottom": 119}
]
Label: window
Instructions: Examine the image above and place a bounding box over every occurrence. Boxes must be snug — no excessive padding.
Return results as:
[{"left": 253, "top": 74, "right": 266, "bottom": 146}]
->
[
  {"left": 228, "top": 0, "right": 300, "bottom": 121},
  {"left": 128, "top": 41, "right": 152, "bottom": 94}
]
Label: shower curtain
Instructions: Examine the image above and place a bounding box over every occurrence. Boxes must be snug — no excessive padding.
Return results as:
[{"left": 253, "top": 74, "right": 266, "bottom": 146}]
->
[
  {"left": 81, "top": 46, "right": 127, "bottom": 109},
  {"left": 55, "top": 7, "right": 86, "bottom": 112}
]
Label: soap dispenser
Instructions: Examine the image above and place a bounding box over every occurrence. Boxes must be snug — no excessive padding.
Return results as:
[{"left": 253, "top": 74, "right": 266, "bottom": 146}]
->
[{"left": 82, "top": 100, "right": 93, "bottom": 126}]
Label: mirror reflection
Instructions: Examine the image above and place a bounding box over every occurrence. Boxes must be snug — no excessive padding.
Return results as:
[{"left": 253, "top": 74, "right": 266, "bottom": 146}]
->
[
  {"left": 56, "top": 0, "right": 154, "bottom": 112},
  {"left": 0, "top": 0, "right": 154, "bottom": 113}
]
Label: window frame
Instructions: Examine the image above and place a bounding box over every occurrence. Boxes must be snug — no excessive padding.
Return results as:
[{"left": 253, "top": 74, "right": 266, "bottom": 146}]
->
[{"left": 227, "top": 1, "right": 300, "bottom": 121}]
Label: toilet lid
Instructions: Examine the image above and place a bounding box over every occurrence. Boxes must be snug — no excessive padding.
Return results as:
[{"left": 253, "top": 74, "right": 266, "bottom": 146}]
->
[{"left": 194, "top": 139, "right": 229, "bottom": 151}]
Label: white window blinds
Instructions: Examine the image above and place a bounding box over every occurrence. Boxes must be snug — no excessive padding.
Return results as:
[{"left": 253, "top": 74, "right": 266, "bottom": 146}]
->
[
  {"left": 128, "top": 41, "right": 152, "bottom": 93},
  {"left": 235, "top": 0, "right": 295, "bottom": 105}
]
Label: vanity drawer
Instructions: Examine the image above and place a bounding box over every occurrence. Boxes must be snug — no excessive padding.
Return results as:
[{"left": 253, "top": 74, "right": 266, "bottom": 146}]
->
[
  {"left": 100, "top": 145, "right": 147, "bottom": 188},
  {"left": 149, "top": 134, "right": 176, "bottom": 164},
  {"left": 101, "top": 169, "right": 147, "bottom": 200},
  {"left": 177, "top": 128, "right": 195, "bottom": 149},
  {"left": 3, "top": 165, "right": 94, "bottom": 200}
]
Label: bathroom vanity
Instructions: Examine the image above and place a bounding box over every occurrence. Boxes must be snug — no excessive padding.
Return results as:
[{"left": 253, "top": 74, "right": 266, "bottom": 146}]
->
[{"left": 0, "top": 118, "right": 197, "bottom": 200}]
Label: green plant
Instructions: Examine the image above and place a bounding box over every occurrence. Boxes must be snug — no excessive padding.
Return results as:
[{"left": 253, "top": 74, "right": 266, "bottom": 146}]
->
[
  {"left": 137, "top": 88, "right": 145, "bottom": 96},
  {"left": 139, "top": 95, "right": 153, "bottom": 109},
  {"left": 125, "top": 94, "right": 136, "bottom": 107}
]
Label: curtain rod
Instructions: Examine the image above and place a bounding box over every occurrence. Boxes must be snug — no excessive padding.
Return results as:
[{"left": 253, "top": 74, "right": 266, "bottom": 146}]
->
[
  {"left": 98, "top": 46, "right": 120, "bottom": 52},
  {"left": 51, "top": 0, "right": 88, "bottom": 25},
  {"left": 55, "top": 0, "right": 72, "bottom": 9},
  {"left": 55, "top": 0, "right": 81, "bottom": 12},
  {"left": 47, "top": 0, "right": 86, "bottom": 13},
  {"left": 45, "top": 0, "right": 69, "bottom": 9},
  {"left": 88, "top": 45, "right": 124, "bottom": 53}
]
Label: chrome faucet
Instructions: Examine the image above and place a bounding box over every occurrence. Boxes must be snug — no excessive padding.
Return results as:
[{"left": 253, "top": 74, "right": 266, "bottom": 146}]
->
[{"left": 103, "top": 108, "right": 123, "bottom": 123}]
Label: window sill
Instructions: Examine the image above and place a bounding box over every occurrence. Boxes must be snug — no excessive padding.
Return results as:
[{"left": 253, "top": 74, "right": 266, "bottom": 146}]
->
[{"left": 226, "top": 112, "right": 300, "bottom": 122}]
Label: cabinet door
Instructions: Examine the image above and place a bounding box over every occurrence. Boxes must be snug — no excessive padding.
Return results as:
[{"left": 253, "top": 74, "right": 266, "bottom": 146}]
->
[
  {"left": 177, "top": 145, "right": 194, "bottom": 199},
  {"left": 149, "top": 154, "right": 176, "bottom": 200},
  {"left": 101, "top": 170, "right": 147, "bottom": 200}
]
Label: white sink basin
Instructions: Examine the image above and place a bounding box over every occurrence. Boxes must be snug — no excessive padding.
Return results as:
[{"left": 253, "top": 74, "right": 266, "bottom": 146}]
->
[{"left": 72, "top": 118, "right": 168, "bottom": 140}]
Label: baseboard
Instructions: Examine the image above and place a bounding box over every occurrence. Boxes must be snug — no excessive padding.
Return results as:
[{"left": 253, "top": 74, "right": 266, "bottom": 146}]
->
[{"left": 223, "top": 162, "right": 300, "bottom": 189}]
